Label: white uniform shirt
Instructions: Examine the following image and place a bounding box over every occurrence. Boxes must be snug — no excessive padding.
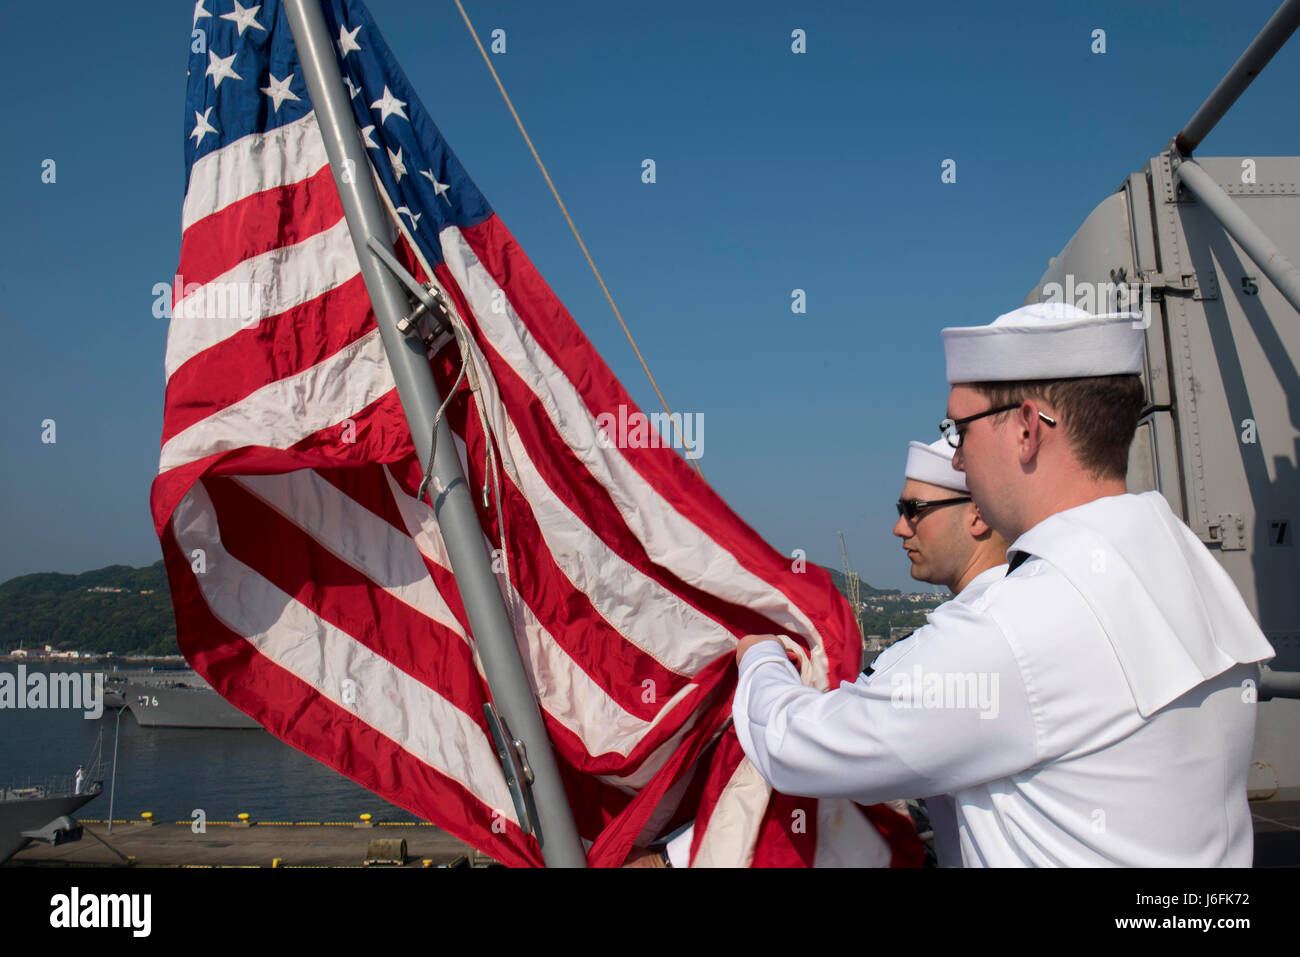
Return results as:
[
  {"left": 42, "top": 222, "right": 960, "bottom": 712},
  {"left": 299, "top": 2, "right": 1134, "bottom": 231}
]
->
[
  {"left": 664, "top": 565, "right": 1005, "bottom": 868},
  {"left": 734, "top": 492, "right": 1275, "bottom": 866},
  {"left": 869, "top": 564, "right": 1006, "bottom": 867}
]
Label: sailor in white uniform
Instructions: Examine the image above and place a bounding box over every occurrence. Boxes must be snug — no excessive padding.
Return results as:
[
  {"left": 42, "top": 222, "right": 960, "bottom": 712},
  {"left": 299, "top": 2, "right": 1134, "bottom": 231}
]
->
[
  {"left": 648, "top": 438, "right": 1008, "bottom": 868},
  {"left": 874, "top": 437, "right": 1010, "bottom": 669},
  {"left": 873, "top": 437, "right": 1009, "bottom": 866},
  {"left": 732, "top": 302, "right": 1275, "bottom": 866}
]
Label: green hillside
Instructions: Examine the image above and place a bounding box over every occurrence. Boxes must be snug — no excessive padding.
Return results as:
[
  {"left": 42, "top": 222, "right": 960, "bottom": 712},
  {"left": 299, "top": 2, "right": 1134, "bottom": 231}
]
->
[
  {"left": 0, "top": 561, "right": 177, "bottom": 656},
  {"left": 0, "top": 559, "right": 909, "bottom": 658},
  {"left": 824, "top": 565, "right": 897, "bottom": 599}
]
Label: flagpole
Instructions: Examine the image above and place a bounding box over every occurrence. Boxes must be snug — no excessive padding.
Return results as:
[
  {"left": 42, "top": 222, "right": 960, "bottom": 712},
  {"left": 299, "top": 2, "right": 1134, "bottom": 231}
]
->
[{"left": 282, "top": 0, "right": 587, "bottom": 868}]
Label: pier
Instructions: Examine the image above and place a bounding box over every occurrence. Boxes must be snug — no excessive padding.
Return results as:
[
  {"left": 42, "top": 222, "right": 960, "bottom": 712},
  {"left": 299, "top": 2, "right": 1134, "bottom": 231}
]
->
[{"left": 7, "top": 818, "right": 492, "bottom": 868}]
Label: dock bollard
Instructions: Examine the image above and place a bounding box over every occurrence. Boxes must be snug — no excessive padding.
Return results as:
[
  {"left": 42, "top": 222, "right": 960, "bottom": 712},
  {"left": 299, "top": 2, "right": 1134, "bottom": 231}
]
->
[
  {"left": 235, "top": 812, "right": 253, "bottom": 828},
  {"left": 135, "top": 812, "right": 156, "bottom": 827},
  {"left": 355, "top": 813, "right": 373, "bottom": 829},
  {"left": 272, "top": 858, "right": 282, "bottom": 868}
]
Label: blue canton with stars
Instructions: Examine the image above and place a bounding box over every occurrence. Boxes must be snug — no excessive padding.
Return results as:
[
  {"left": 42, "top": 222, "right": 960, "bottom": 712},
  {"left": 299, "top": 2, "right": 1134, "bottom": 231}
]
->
[{"left": 184, "top": 0, "right": 492, "bottom": 267}]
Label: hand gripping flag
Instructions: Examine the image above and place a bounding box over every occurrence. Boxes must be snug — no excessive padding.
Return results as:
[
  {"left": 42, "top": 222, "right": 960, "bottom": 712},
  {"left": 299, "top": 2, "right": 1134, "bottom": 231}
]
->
[{"left": 152, "top": 0, "right": 924, "bottom": 868}]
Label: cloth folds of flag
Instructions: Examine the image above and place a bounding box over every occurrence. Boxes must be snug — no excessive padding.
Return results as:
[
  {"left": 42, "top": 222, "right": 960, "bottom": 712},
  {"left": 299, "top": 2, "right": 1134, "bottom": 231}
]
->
[{"left": 152, "top": 0, "right": 923, "bottom": 868}]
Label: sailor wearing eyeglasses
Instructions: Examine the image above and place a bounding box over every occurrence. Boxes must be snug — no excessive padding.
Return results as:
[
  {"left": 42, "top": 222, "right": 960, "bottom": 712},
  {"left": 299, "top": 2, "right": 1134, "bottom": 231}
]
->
[{"left": 732, "top": 302, "right": 1275, "bottom": 867}]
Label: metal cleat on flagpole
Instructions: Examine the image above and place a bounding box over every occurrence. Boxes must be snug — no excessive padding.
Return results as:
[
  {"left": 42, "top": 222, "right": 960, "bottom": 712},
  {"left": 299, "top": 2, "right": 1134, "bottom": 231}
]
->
[
  {"left": 365, "top": 237, "right": 452, "bottom": 346},
  {"left": 283, "top": 0, "right": 587, "bottom": 867},
  {"left": 483, "top": 702, "right": 541, "bottom": 835}
]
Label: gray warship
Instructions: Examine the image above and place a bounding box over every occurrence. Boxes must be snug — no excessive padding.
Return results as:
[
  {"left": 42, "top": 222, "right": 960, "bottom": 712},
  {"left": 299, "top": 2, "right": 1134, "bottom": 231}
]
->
[
  {"left": 107, "top": 670, "right": 261, "bottom": 729},
  {"left": 0, "top": 773, "right": 102, "bottom": 864}
]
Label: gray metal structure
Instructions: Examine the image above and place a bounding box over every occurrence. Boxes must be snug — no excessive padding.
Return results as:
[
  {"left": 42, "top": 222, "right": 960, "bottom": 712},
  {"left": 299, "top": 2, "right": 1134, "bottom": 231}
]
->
[
  {"left": 1022, "top": 0, "right": 1300, "bottom": 800},
  {"left": 121, "top": 680, "right": 262, "bottom": 729},
  {"left": 0, "top": 779, "right": 100, "bottom": 863},
  {"left": 282, "top": 0, "right": 586, "bottom": 866}
]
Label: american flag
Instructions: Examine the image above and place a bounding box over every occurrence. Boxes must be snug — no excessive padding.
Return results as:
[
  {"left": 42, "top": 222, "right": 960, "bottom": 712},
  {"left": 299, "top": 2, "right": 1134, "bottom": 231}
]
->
[{"left": 151, "top": 0, "right": 922, "bottom": 867}]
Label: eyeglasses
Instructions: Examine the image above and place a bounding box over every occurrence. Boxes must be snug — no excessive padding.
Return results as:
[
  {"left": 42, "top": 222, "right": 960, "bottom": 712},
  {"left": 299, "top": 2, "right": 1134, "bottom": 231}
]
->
[
  {"left": 939, "top": 404, "right": 1057, "bottom": 448},
  {"left": 896, "top": 496, "right": 972, "bottom": 521}
]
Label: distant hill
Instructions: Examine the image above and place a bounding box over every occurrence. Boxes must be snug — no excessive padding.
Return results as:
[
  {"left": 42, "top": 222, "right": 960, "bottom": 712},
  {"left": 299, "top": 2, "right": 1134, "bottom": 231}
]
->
[
  {"left": 0, "top": 559, "right": 898, "bottom": 658},
  {"left": 824, "top": 565, "right": 898, "bottom": 599},
  {"left": 0, "top": 561, "right": 177, "bottom": 657}
]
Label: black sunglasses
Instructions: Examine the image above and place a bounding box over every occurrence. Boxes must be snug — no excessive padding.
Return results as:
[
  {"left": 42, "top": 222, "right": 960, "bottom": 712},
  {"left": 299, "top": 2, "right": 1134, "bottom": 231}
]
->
[
  {"left": 896, "top": 496, "right": 972, "bottom": 521},
  {"left": 939, "top": 404, "right": 1057, "bottom": 448}
]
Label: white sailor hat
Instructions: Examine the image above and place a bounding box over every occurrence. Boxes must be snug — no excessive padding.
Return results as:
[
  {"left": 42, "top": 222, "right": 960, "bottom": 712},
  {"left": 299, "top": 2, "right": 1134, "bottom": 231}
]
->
[
  {"left": 905, "top": 438, "right": 967, "bottom": 492},
  {"left": 941, "top": 301, "right": 1144, "bottom": 384}
]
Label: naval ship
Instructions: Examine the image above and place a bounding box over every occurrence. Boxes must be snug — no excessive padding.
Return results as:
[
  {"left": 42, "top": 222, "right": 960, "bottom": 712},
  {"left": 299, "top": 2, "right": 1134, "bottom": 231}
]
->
[
  {"left": 106, "top": 670, "right": 261, "bottom": 729},
  {"left": 0, "top": 774, "right": 102, "bottom": 864}
]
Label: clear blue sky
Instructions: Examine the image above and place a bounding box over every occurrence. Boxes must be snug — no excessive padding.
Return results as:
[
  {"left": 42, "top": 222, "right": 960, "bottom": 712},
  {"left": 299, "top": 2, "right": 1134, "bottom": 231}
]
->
[{"left": 1, "top": 0, "right": 1298, "bottom": 592}]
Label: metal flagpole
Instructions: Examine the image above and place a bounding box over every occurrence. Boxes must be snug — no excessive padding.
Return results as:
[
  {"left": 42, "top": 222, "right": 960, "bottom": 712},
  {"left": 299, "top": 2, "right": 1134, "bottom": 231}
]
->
[{"left": 282, "top": 0, "right": 587, "bottom": 867}]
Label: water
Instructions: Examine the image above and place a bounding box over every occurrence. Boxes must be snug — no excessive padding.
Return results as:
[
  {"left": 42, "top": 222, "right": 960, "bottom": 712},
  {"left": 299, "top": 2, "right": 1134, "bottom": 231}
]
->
[{"left": 0, "top": 664, "right": 419, "bottom": 824}]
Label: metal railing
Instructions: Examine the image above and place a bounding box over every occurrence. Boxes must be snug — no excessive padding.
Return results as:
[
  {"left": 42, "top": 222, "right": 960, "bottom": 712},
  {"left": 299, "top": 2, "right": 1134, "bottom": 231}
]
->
[{"left": 1, "top": 774, "right": 103, "bottom": 800}]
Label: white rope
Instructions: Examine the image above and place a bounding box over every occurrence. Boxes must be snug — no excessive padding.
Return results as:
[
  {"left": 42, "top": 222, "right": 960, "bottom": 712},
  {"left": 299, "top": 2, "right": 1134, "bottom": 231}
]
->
[{"left": 372, "top": 173, "right": 520, "bottom": 641}]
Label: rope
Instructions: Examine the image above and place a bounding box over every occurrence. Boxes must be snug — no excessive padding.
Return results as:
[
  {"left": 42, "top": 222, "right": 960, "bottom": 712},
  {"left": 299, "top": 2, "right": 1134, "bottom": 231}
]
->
[
  {"left": 415, "top": 318, "right": 469, "bottom": 504},
  {"left": 373, "top": 177, "right": 521, "bottom": 643},
  {"left": 453, "top": 0, "right": 704, "bottom": 480}
]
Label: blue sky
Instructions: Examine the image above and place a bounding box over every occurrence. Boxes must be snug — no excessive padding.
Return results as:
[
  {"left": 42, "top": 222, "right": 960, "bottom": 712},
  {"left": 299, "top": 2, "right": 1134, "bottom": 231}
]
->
[{"left": 1, "top": 0, "right": 1298, "bottom": 592}]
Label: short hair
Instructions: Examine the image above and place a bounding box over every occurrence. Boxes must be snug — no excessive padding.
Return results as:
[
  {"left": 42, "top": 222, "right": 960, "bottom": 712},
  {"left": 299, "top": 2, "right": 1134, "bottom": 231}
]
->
[{"left": 970, "top": 375, "right": 1145, "bottom": 480}]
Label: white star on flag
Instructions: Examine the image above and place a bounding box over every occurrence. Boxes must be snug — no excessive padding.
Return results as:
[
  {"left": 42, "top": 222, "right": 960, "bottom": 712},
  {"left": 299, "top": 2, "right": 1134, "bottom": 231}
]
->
[
  {"left": 221, "top": 1, "right": 265, "bottom": 36},
  {"left": 396, "top": 206, "right": 421, "bottom": 232},
  {"left": 344, "top": 76, "right": 361, "bottom": 100},
  {"left": 206, "top": 49, "right": 242, "bottom": 89},
  {"left": 420, "top": 169, "right": 453, "bottom": 205},
  {"left": 338, "top": 24, "right": 362, "bottom": 56},
  {"left": 192, "top": 0, "right": 211, "bottom": 29},
  {"left": 190, "top": 106, "right": 218, "bottom": 146},
  {"left": 388, "top": 146, "right": 407, "bottom": 181},
  {"left": 261, "top": 72, "right": 300, "bottom": 111},
  {"left": 370, "top": 86, "right": 408, "bottom": 124},
  {"left": 360, "top": 125, "right": 380, "bottom": 150}
]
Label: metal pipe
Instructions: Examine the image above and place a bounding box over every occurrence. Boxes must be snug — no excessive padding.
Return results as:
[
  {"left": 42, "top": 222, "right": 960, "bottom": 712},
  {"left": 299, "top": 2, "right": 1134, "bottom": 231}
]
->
[
  {"left": 282, "top": 0, "right": 587, "bottom": 867},
  {"left": 107, "top": 706, "right": 122, "bottom": 836},
  {"left": 1175, "top": 159, "right": 1300, "bottom": 316},
  {"left": 1261, "top": 668, "right": 1300, "bottom": 700},
  {"left": 1175, "top": 0, "right": 1300, "bottom": 154}
]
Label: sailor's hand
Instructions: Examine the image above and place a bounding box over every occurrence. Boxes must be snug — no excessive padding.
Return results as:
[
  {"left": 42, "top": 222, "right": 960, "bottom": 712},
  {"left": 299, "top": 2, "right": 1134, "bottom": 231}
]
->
[
  {"left": 623, "top": 846, "right": 668, "bottom": 868},
  {"left": 735, "top": 634, "right": 783, "bottom": 667}
]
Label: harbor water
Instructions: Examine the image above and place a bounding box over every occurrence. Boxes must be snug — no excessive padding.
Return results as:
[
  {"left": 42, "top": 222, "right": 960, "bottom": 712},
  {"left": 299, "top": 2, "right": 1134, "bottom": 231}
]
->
[{"left": 0, "top": 663, "right": 418, "bottom": 824}]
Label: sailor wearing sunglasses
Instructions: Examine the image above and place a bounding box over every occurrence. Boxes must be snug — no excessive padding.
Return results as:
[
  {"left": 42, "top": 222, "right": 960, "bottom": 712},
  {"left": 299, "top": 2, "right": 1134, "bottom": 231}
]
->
[
  {"left": 890, "top": 438, "right": 1009, "bottom": 614},
  {"left": 644, "top": 438, "right": 1009, "bottom": 868},
  {"left": 731, "top": 302, "right": 1274, "bottom": 866},
  {"left": 872, "top": 438, "right": 1009, "bottom": 865}
]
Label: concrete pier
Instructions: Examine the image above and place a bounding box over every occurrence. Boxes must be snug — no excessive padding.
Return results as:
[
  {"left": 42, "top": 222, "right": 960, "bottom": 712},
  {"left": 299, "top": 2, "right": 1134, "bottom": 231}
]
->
[
  {"left": 7, "top": 820, "right": 492, "bottom": 868},
  {"left": 7, "top": 801, "right": 1298, "bottom": 867}
]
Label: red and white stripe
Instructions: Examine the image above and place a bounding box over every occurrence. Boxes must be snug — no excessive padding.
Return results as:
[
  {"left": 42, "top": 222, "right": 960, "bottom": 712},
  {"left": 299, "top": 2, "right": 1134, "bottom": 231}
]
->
[{"left": 152, "top": 107, "right": 922, "bottom": 868}]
